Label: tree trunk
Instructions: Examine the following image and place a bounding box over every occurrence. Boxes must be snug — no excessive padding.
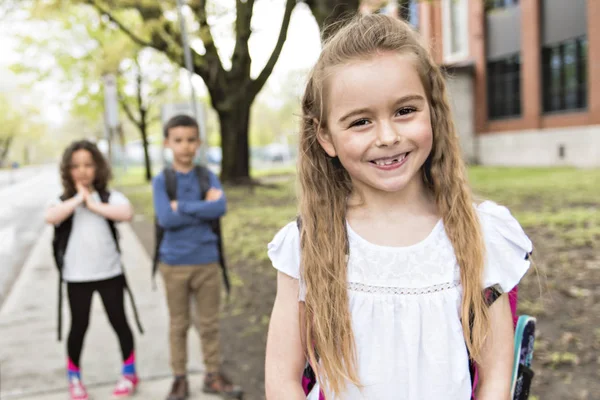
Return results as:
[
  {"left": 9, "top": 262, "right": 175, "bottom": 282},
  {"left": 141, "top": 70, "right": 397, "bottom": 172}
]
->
[
  {"left": 139, "top": 121, "right": 153, "bottom": 182},
  {"left": 217, "top": 100, "right": 252, "bottom": 184},
  {"left": 0, "top": 136, "right": 14, "bottom": 165},
  {"left": 308, "top": 0, "right": 361, "bottom": 38}
]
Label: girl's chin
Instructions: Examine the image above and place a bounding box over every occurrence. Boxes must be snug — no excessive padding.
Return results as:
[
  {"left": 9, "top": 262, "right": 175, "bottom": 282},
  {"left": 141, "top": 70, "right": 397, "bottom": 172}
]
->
[{"left": 75, "top": 181, "right": 92, "bottom": 187}]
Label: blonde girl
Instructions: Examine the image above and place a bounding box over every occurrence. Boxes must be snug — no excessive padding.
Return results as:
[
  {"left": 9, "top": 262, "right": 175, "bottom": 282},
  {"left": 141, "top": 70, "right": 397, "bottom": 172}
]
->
[{"left": 265, "top": 14, "right": 532, "bottom": 400}]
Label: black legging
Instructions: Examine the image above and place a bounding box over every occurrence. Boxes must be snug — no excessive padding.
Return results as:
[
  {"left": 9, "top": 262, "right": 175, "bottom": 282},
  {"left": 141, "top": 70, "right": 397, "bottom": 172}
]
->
[{"left": 67, "top": 275, "right": 134, "bottom": 367}]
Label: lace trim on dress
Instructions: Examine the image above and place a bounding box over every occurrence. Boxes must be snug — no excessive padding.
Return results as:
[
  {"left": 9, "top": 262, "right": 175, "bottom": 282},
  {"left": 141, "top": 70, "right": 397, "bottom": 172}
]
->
[{"left": 348, "top": 281, "right": 459, "bottom": 295}]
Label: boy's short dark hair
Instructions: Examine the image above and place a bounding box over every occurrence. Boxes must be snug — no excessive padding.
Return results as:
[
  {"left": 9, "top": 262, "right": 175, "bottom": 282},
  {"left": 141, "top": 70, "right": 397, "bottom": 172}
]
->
[{"left": 163, "top": 114, "right": 199, "bottom": 138}]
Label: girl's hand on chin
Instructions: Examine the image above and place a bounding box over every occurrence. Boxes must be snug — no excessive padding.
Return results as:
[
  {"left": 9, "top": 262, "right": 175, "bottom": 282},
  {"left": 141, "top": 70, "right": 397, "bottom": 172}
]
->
[{"left": 76, "top": 182, "right": 90, "bottom": 200}]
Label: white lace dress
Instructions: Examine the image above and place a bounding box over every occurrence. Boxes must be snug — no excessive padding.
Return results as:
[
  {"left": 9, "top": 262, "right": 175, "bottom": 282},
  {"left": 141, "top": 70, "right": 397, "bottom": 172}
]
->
[{"left": 267, "top": 201, "right": 532, "bottom": 400}]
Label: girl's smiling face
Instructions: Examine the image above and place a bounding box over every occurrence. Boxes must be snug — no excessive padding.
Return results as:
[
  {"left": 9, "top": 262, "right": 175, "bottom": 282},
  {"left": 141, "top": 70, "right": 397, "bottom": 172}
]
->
[{"left": 318, "top": 51, "right": 433, "bottom": 196}]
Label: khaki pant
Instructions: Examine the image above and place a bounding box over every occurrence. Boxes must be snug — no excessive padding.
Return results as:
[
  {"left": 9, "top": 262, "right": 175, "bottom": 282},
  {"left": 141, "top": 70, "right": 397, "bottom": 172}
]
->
[{"left": 160, "top": 263, "right": 221, "bottom": 375}]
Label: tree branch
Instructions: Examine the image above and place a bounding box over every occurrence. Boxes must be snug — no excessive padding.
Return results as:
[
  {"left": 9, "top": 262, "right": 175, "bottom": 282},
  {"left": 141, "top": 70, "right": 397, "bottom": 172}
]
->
[
  {"left": 133, "top": 56, "right": 144, "bottom": 113},
  {"left": 146, "top": 85, "right": 168, "bottom": 110},
  {"left": 188, "top": 0, "right": 225, "bottom": 87},
  {"left": 87, "top": 1, "right": 152, "bottom": 48},
  {"left": 148, "top": 113, "right": 162, "bottom": 125},
  {"left": 250, "top": 0, "right": 295, "bottom": 98},
  {"left": 117, "top": 86, "right": 142, "bottom": 129},
  {"left": 88, "top": 0, "right": 211, "bottom": 82},
  {"left": 230, "top": 0, "right": 255, "bottom": 80}
]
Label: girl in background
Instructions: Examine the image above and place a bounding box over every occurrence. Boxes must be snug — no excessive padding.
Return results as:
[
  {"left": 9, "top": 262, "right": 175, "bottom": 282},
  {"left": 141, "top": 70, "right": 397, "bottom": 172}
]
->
[{"left": 46, "top": 140, "right": 140, "bottom": 399}]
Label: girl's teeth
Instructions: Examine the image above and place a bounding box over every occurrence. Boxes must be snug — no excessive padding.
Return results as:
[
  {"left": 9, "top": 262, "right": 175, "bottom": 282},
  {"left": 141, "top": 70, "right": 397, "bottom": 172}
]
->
[{"left": 374, "top": 153, "right": 406, "bottom": 166}]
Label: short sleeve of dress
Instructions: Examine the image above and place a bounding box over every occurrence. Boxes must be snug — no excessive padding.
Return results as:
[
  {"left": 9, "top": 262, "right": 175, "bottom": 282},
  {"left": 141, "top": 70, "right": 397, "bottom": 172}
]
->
[
  {"left": 267, "top": 221, "right": 305, "bottom": 300},
  {"left": 478, "top": 201, "right": 533, "bottom": 293}
]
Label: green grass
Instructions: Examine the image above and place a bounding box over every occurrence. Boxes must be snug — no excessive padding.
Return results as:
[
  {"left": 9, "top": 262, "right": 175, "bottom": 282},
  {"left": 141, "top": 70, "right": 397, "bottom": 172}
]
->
[
  {"left": 118, "top": 166, "right": 600, "bottom": 262},
  {"left": 216, "top": 180, "right": 297, "bottom": 266},
  {"left": 469, "top": 167, "right": 600, "bottom": 209},
  {"left": 468, "top": 167, "right": 600, "bottom": 246},
  {"left": 251, "top": 165, "right": 297, "bottom": 178},
  {"left": 112, "top": 166, "right": 152, "bottom": 188}
]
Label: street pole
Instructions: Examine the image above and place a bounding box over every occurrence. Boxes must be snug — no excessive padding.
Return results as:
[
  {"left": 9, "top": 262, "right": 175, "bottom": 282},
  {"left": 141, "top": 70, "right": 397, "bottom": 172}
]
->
[
  {"left": 176, "top": 0, "right": 199, "bottom": 122},
  {"left": 176, "top": 0, "right": 207, "bottom": 165}
]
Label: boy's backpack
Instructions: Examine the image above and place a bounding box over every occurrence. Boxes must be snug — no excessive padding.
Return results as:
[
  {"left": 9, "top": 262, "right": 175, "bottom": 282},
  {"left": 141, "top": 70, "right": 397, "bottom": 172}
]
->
[
  {"left": 52, "top": 190, "right": 144, "bottom": 341},
  {"left": 152, "top": 165, "right": 231, "bottom": 294},
  {"left": 296, "top": 217, "right": 535, "bottom": 400}
]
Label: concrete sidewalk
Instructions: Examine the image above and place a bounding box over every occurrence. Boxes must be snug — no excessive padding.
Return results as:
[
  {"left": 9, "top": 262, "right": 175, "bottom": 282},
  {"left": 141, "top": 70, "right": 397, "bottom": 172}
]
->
[{"left": 0, "top": 222, "right": 219, "bottom": 399}]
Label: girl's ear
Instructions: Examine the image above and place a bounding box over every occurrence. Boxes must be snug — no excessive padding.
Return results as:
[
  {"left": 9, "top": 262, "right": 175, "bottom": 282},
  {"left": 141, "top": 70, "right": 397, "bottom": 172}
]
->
[{"left": 315, "top": 119, "right": 337, "bottom": 158}]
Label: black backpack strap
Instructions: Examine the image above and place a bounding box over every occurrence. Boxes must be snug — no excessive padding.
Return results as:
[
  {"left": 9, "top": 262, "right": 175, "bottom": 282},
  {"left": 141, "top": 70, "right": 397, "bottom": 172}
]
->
[
  {"left": 99, "top": 191, "right": 144, "bottom": 335},
  {"left": 57, "top": 270, "right": 63, "bottom": 341},
  {"left": 53, "top": 193, "right": 73, "bottom": 342},
  {"left": 152, "top": 216, "right": 163, "bottom": 290},
  {"left": 194, "top": 165, "right": 211, "bottom": 196},
  {"left": 152, "top": 168, "right": 178, "bottom": 288},
  {"left": 214, "top": 219, "right": 230, "bottom": 294},
  {"left": 194, "top": 166, "right": 230, "bottom": 295},
  {"left": 122, "top": 272, "right": 145, "bottom": 335},
  {"left": 164, "top": 167, "right": 178, "bottom": 201}
]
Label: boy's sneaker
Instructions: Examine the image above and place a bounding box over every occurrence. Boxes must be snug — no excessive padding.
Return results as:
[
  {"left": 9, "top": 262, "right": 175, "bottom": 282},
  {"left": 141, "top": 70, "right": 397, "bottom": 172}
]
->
[
  {"left": 203, "top": 372, "right": 243, "bottom": 399},
  {"left": 112, "top": 375, "right": 139, "bottom": 398},
  {"left": 69, "top": 378, "right": 89, "bottom": 400}
]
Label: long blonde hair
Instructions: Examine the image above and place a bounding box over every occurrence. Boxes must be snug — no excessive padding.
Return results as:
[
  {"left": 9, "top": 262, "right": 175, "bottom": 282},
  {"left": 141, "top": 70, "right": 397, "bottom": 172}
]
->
[{"left": 298, "top": 14, "right": 488, "bottom": 395}]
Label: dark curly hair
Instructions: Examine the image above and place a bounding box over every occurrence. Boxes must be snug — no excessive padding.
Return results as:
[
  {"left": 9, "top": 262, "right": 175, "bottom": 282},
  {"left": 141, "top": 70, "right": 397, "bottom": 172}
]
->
[{"left": 60, "top": 140, "right": 112, "bottom": 198}]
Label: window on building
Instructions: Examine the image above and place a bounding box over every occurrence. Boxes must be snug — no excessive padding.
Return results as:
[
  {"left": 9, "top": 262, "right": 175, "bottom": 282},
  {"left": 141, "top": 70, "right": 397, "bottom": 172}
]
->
[
  {"left": 487, "top": 54, "right": 521, "bottom": 119},
  {"left": 374, "top": 1, "right": 419, "bottom": 28},
  {"left": 542, "top": 36, "right": 588, "bottom": 113},
  {"left": 398, "top": 0, "right": 419, "bottom": 28},
  {"left": 486, "top": 0, "right": 519, "bottom": 12},
  {"left": 442, "top": 0, "right": 469, "bottom": 62}
]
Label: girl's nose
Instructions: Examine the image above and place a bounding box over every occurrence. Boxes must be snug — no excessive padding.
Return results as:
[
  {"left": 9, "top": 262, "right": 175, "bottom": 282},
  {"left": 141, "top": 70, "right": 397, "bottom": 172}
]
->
[{"left": 375, "top": 122, "right": 400, "bottom": 147}]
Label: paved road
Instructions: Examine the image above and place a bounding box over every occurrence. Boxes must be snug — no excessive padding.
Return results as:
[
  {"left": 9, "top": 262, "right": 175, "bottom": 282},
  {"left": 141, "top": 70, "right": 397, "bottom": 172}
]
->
[
  {"left": 0, "top": 166, "right": 61, "bottom": 307},
  {"left": 0, "top": 165, "right": 51, "bottom": 189}
]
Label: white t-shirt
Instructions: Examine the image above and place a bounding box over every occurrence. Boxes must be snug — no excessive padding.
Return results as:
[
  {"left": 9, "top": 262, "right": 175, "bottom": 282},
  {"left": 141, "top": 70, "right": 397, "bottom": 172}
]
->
[
  {"left": 54, "top": 190, "right": 130, "bottom": 283},
  {"left": 267, "top": 201, "right": 532, "bottom": 400}
]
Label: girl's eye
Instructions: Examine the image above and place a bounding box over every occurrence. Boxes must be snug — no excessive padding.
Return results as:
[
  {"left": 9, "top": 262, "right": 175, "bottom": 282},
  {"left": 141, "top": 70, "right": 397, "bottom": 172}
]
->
[
  {"left": 396, "top": 107, "right": 417, "bottom": 116},
  {"left": 349, "top": 118, "right": 369, "bottom": 128}
]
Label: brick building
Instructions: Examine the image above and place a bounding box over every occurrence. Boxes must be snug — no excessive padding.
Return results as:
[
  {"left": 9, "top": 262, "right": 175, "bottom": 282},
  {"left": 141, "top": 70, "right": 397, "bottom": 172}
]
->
[{"left": 365, "top": 0, "right": 599, "bottom": 167}]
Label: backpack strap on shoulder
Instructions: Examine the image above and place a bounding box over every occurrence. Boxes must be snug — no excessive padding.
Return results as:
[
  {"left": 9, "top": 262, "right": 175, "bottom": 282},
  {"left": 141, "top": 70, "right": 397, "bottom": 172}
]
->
[
  {"left": 164, "top": 167, "right": 178, "bottom": 201},
  {"left": 193, "top": 166, "right": 231, "bottom": 295},
  {"left": 193, "top": 165, "right": 211, "bottom": 199}
]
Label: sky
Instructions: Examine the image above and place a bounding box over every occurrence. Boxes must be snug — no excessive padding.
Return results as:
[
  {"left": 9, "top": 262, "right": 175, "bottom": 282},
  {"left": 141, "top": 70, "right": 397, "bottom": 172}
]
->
[{"left": 0, "top": 1, "right": 322, "bottom": 126}]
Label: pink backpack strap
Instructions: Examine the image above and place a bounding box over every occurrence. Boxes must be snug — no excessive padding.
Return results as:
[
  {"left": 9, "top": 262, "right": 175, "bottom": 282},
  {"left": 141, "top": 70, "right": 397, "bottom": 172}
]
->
[{"left": 509, "top": 286, "right": 519, "bottom": 328}]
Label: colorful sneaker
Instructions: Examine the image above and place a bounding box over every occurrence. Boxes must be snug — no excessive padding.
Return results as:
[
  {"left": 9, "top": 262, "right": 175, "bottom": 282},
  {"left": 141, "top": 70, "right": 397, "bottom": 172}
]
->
[
  {"left": 69, "top": 378, "right": 89, "bottom": 400},
  {"left": 112, "top": 375, "right": 139, "bottom": 398}
]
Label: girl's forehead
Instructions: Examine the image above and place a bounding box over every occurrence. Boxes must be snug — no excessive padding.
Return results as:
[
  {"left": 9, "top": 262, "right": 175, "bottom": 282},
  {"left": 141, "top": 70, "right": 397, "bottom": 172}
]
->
[
  {"left": 324, "top": 52, "right": 425, "bottom": 116},
  {"left": 72, "top": 149, "right": 93, "bottom": 161}
]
